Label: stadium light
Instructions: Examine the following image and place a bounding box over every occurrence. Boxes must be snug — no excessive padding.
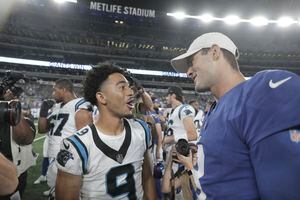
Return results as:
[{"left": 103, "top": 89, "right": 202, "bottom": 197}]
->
[
  {"left": 199, "top": 13, "right": 214, "bottom": 23},
  {"left": 172, "top": 12, "right": 186, "bottom": 20},
  {"left": 250, "top": 16, "right": 269, "bottom": 26},
  {"left": 277, "top": 16, "right": 296, "bottom": 27},
  {"left": 223, "top": 15, "right": 241, "bottom": 25},
  {"left": 166, "top": 12, "right": 300, "bottom": 28}
]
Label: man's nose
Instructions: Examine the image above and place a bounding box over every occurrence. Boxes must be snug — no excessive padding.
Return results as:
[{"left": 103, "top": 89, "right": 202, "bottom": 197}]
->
[{"left": 187, "top": 67, "right": 193, "bottom": 78}]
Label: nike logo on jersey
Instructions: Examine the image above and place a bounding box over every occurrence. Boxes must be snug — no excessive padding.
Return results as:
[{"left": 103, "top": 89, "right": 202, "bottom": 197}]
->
[{"left": 269, "top": 76, "right": 291, "bottom": 89}]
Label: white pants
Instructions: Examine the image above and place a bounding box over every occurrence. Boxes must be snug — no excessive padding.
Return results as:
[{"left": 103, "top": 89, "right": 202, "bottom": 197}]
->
[{"left": 46, "top": 157, "right": 57, "bottom": 188}]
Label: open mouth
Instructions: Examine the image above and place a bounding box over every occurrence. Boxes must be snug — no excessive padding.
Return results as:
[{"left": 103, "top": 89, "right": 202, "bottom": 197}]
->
[
  {"left": 126, "top": 99, "right": 135, "bottom": 109},
  {"left": 192, "top": 75, "right": 197, "bottom": 82}
]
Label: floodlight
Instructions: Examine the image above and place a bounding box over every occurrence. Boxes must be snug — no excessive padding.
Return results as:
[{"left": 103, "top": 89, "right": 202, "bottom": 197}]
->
[
  {"left": 223, "top": 15, "right": 241, "bottom": 25},
  {"left": 277, "top": 16, "right": 296, "bottom": 27},
  {"left": 250, "top": 16, "right": 269, "bottom": 26},
  {"left": 199, "top": 13, "right": 214, "bottom": 23},
  {"left": 172, "top": 12, "right": 186, "bottom": 20}
]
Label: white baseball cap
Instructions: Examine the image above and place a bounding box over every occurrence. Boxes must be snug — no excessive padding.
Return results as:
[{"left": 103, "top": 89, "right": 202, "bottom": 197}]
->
[{"left": 171, "top": 32, "right": 239, "bottom": 73}]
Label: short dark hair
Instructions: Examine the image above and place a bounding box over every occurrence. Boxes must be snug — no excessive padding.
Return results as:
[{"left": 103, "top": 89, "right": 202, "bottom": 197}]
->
[
  {"left": 188, "top": 99, "right": 197, "bottom": 105},
  {"left": 83, "top": 62, "right": 125, "bottom": 106},
  {"left": 200, "top": 48, "right": 239, "bottom": 70},
  {"left": 168, "top": 86, "right": 183, "bottom": 103},
  {"left": 55, "top": 79, "right": 74, "bottom": 92}
]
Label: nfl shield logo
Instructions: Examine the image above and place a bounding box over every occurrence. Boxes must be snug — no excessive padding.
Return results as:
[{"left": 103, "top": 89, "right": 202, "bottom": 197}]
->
[{"left": 290, "top": 129, "right": 300, "bottom": 143}]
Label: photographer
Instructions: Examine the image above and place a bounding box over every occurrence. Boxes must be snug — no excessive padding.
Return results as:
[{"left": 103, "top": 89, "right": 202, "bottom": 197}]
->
[
  {"left": 162, "top": 141, "right": 199, "bottom": 200},
  {"left": 0, "top": 83, "right": 36, "bottom": 199}
]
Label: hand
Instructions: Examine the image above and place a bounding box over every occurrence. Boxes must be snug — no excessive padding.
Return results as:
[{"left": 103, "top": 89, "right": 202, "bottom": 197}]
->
[
  {"left": 176, "top": 150, "right": 194, "bottom": 170},
  {"left": 39, "top": 99, "right": 55, "bottom": 117},
  {"left": 43, "top": 99, "right": 55, "bottom": 109}
]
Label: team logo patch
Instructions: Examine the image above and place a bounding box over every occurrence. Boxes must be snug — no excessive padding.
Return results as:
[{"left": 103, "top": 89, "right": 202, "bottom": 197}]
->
[
  {"left": 290, "top": 129, "right": 300, "bottom": 143},
  {"left": 57, "top": 149, "right": 74, "bottom": 167},
  {"left": 184, "top": 109, "right": 192, "bottom": 116}
]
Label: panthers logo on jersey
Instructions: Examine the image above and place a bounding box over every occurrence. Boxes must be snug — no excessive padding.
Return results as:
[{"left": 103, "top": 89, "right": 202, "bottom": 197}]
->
[{"left": 56, "top": 118, "right": 151, "bottom": 199}]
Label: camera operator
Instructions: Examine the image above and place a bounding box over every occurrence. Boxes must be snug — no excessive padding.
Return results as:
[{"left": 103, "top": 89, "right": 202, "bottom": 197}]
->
[{"left": 0, "top": 88, "right": 36, "bottom": 200}]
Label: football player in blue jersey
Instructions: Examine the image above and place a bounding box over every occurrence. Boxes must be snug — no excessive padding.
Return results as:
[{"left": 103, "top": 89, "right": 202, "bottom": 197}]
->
[
  {"left": 170, "top": 32, "right": 300, "bottom": 200},
  {"left": 55, "top": 62, "right": 156, "bottom": 200}
]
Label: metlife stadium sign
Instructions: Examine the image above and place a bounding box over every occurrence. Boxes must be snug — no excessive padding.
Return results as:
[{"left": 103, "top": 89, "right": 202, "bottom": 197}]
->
[{"left": 90, "top": 1, "right": 155, "bottom": 18}]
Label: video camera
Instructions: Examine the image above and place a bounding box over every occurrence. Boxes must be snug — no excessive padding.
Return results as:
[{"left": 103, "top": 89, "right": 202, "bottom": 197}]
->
[{"left": 0, "top": 71, "right": 25, "bottom": 126}]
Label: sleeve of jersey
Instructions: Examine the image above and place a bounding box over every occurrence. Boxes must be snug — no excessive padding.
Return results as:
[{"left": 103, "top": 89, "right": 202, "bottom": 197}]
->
[
  {"left": 179, "top": 105, "right": 196, "bottom": 120},
  {"left": 241, "top": 70, "right": 300, "bottom": 146},
  {"left": 75, "top": 98, "right": 93, "bottom": 112},
  {"left": 134, "top": 119, "right": 152, "bottom": 149},
  {"left": 56, "top": 136, "right": 88, "bottom": 176}
]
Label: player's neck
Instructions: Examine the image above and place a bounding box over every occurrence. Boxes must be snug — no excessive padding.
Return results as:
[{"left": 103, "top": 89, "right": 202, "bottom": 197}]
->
[
  {"left": 63, "top": 93, "right": 77, "bottom": 104},
  {"left": 212, "top": 71, "right": 245, "bottom": 99},
  {"left": 95, "top": 115, "right": 124, "bottom": 136},
  {"left": 171, "top": 100, "right": 182, "bottom": 109}
]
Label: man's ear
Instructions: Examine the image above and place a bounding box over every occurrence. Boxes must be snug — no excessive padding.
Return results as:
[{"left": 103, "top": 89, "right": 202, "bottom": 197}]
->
[
  {"left": 210, "top": 45, "right": 221, "bottom": 61},
  {"left": 96, "top": 92, "right": 107, "bottom": 105}
]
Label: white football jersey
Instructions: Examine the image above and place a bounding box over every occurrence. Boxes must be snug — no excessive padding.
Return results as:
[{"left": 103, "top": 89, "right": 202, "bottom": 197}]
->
[
  {"left": 47, "top": 98, "right": 92, "bottom": 158},
  {"left": 164, "top": 104, "right": 196, "bottom": 199},
  {"left": 165, "top": 104, "right": 196, "bottom": 141},
  {"left": 194, "top": 109, "right": 205, "bottom": 136},
  {"left": 56, "top": 118, "right": 151, "bottom": 200}
]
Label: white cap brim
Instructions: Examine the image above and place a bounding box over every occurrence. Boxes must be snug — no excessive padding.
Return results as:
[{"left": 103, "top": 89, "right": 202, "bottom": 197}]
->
[{"left": 171, "top": 49, "right": 200, "bottom": 73}]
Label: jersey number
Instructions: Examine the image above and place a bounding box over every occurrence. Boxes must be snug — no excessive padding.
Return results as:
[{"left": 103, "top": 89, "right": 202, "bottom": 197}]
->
[
  {"left": 106, "top": 164, "right": 136, "bottom": 199},
  {"left": 50, "top": 114, "right": 69, "bottom": 136}
]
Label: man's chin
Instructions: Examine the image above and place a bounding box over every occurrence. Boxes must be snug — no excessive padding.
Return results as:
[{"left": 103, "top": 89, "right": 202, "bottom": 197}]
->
[
  {"left": 125, "top": 114, "right": 134, "bottom": 119},
  {"left": 124, "top": 111, "right": 133, "bottom": 118},
  {"left": 195, "top": 85, "right": 209, "bottom": 93}
]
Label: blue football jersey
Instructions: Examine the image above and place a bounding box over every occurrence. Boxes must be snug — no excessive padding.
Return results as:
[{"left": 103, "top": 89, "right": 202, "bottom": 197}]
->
[{"left": 198, "top": 70, "right": 300, "bottom": 200}]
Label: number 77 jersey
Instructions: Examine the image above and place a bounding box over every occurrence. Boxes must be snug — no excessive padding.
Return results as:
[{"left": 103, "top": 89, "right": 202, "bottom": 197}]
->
[{"left": 47, "top": 98, "right": 92, "bottom": 158}]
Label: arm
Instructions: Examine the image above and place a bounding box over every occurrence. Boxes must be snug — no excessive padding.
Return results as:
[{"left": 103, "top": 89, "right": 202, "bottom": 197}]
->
[
  {"left": 250, "top": 130, "right": 300, "bottom": 200},
  {"left": 38, "top": 117, "right": 50, "bottom": 133},
  {"left": 161, "top": 149, "right": 181, "bottom": 193},
  {"left": 155, "top": 123, "right": 163, "bottom": 161},
  {"left": 0, "top": 153, "right": 18, "bottom": 195},
  {"left": 140, "top": 91, "right": 154, "bottom": 112},
  {"left": 56, "top": 169, "right": 81, "bottom": 200},
  {"left": 12, "top": 114, "right": 36, "bottom": 145},
  {"left": 142, "top": 151, "right": 156, "bottom": 200},
  {"left": 75, "top": 109, "right": 93, "bottom": 130},
  {"left": 183, "top": 117, "right": 197, "bottom": 141}
]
